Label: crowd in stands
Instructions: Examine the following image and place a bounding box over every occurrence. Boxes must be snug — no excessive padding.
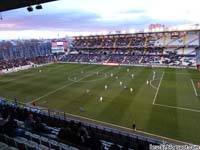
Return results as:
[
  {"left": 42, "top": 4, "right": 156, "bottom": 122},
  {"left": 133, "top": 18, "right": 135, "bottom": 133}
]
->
[
  {"left": 0, "top": 39, "right": 54, "bottom": 72},
  {"left": 0, "top": 32, "right": 198, "bottom": 69},
  {"left": 0, "top": 56, "right": 53, "bottom": 71},
  {"left": 60, "top": 48, "right": 196, "bottom": 67},
  {"left": 62, "top": 32, "right": 198, "bottom": 67},
  {"left": 0, "top": 100, "right": 161, "bottom": 150}
]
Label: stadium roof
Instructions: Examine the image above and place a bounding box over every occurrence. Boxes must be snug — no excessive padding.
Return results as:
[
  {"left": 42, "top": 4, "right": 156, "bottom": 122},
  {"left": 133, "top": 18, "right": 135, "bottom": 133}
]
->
[{"left": 0, "top": 0, "right": 57, "bottom": 12}]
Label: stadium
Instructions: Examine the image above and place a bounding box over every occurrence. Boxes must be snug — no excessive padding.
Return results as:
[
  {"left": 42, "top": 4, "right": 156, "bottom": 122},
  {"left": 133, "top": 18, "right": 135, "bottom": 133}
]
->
[{"left": 0, "top": 0, "right": 200, "bottom": 150}]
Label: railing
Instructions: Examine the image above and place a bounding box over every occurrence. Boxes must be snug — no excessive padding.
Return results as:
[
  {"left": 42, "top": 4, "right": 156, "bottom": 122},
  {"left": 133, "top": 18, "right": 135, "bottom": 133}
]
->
[{"left": 0, "top": 98, "right": 163, "bottom": 148}]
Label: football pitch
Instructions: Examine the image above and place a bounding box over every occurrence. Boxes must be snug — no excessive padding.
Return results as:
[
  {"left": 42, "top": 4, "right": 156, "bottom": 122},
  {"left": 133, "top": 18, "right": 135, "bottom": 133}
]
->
[{"left": 1, "top": 63, "right": 200, "bottom": 144}]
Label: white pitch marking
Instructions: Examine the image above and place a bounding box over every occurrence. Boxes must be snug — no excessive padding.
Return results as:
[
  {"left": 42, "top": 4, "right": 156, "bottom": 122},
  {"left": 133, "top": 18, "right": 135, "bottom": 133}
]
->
[
  {"left": 164, "top": 72, "right": 200, "bottom": 76},
  {"left": 149, "top": 78, "right": 160, "bottom": 90},
  {"left": 152, "top": 72, "right": 164, "bottom": 105},
  {"left": 0, "top": 73, "right": 34, "bottom": 83},
  {"left": 191, "top": 79, "right": 199, "bottom": 96},
  {"left": 28, "top": 69, "right": 105, "bottom": 104},
  {"left": 62, "top": 111, "right": 193, "bottom": 145},
  {"left": 1, "top": 96, "right": 194, "bottom": 145},
  {"left": 154, "top": 103, "right": 200, "bottom": 113}
]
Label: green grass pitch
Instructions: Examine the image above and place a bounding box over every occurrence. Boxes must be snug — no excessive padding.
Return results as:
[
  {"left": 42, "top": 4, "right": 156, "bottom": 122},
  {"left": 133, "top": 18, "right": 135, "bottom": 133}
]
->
[{"left": 0, "top": 63, "right": 200, "bottom": 144}]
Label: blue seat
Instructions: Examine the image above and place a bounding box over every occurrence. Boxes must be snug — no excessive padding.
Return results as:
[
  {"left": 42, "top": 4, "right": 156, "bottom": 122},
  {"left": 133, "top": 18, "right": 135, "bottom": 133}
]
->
[
  {"left": 24, "top": 131, "right": 32, "bottom": 140},
  {"left": 26, "top": 141, "right": 38, "bottom": 150},
  {"left": 3, "top": 146, "right": 19, "bottom": 150},
  {"left": 4, "top": 135, "right": 16, "bottom": 147},
  {"left": 30, "top": 133, "right": 40, "bottom": 143},
  {"left": 15, "top": 120, "right": 25, "bottom": 128},
  {"left": 0, "top": 141, "right": 8, "bottom": 149},
  {"left": 58, "top": 143, "right": 69, "bottom": 150},
  {"left": 69, "top": 146, "right": 79, "bottom": 150},
  {"left": 49, "top": 140, "right": 59, "bottom": 150},
  {"left": 0, "top": 134, "right": 5, "bottom": 143},
  {"left": 100, "top": 140, "right": 112, "bottom": 150},
  {"left": 14, "top": 137, "right": 27, "bottom": 150},
  {"left": 40, "top": 136, "right": 49, "bottom": 148},
  {"left": 38, "top": 144, "right": 49, "bottom": 150}
]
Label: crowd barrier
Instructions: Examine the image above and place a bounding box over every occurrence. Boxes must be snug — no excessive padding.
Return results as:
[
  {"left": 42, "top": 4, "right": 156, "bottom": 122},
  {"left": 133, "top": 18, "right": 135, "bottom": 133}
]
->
[
  {"left": 0, "top": 98, "right": 164, "bottom": 147},
  {"left": 60, "top": 61, "right": 197, "bottom": 69}
]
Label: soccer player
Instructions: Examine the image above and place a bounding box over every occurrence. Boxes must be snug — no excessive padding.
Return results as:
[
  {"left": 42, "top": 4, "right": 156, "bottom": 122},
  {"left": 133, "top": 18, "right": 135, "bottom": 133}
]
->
[
  {"left": 198, "top": 82, "right": 200, "bottom": 88},
  {"left": 131, "top": 74, "right": 134, "bottom": 78},
  {"left": 110, "top": 73, "right": 113, "bottom": 77},
  {"left": 130, "top": 88, "right": 133, "bottom": 92},
  {"left": 99, "top": 96, "right": 103, "bottom": 102},
  {"left": 86, "top": 89, "right": 90, "bottom": 93},
  {"left": 127, "top": 68, "right": 129, "bottom": 72},
  {"left": 80, "top": 107, "right": 84, "bottom": 112},
  {"left": 153, "top": 71, "right": 155, "bottom": 80},
  {"left": 105, "top": 85, "right": 108, "bottom": 90},
  {"left": 115, "top": 76, "right": 118, "bottom": 80},
  {"left": 146, "top": 80, "right": 149, "bottom": 85}
]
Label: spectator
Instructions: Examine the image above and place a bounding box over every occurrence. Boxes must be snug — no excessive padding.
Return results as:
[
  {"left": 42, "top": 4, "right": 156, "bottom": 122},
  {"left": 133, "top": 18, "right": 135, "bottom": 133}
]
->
[{"left": 24, "top": 113, "right": 35, "bottom": 129}]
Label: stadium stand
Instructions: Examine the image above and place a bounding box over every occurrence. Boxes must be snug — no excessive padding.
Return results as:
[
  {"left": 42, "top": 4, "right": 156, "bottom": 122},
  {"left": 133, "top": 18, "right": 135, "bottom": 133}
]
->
[
  {"left": 0, "top": 30, "right": 199, "bottom": 70},
  {"left": 60, "top": 30, "right": 199, "bottom": 68},
  {"left": 0, "top": 29, "right": 200, "bottom": 149},
  {"left": 0, "top": 39, "right": 56, "bottom": 72},
  {"left": 0, "top": 99, "right": 163, "bottom": 150}
]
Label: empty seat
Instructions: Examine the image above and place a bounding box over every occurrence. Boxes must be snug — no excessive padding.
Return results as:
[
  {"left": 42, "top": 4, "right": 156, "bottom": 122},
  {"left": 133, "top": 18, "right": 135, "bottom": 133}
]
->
[
  {"left": 3, "top": 146, "right": 19, "bottom": 150},
  {"left": 30, "top": 133, "right": 40, "bottom": 143},
  {"left": 0, "top": 141, "right": 8, "bottom": 149},
  {"left": 40, "top": 136, "right": 49, "bottom": 148},
  {"left": 49, "top": 140, "right": 59, "bottom": 150},
  {"left": 69, "top": 146, "right": 79, "bottom": 150},
  {"left": 4, "top": 135, "right": 16, "bottom": 147},
  {"left": 26, "top": 141, "right": 38, "bottom": 150},
  {"left": 14, "top": 137, "right": 27, "bottom": 150},
  {"left": 0, "top": 134, "right": 5, "bottom": 143},
  {"left": 101, "top": 140, "right": 112, "bottom": 150},
  {"left": 16, "top": 121, "right": 25, "bottom": 128},
  {"left": 48, "top": 134, "right": 57, "bottom": 139},
  {"left": 38, "top": 144, "right": 49, "bottom": 150},
  {"left": 15, "top": 136, "right": 28, "bottom": 142},
  {"left": 58, "top": 143, "right": 69, "bottom": 150},
  {"left": 24, "top": 131, "right": 32, "bottom": 140}
]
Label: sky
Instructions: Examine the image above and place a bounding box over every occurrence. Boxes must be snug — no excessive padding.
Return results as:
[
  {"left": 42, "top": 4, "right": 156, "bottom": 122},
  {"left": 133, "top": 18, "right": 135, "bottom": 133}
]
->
[{"left": 0, "top": 0, "right": 200, "bottom": 39}]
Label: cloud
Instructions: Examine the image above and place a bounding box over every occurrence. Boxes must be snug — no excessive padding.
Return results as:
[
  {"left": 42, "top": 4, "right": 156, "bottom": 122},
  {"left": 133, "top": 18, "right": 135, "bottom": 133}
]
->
[
  {"left": 0, "top": 23, "right": 17, "bottom": 28},
  {"left": 1, "top": 9, "right": 101, "bottom": 31},
  {"left": 0, "top": 0, "right": 200, "bottom": 39},
  {"left": 120, "top": 9, "right": 146, "bottom": 14}
]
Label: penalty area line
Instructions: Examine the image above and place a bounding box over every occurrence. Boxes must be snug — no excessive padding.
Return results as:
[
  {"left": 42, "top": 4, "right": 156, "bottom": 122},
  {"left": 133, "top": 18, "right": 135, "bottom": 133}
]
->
[
  {"left": 154, "top": 103, "right": 200, "bottom": 113},
  {"left": 152, "top": 72, "right": 164, "bottom": 105}
]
